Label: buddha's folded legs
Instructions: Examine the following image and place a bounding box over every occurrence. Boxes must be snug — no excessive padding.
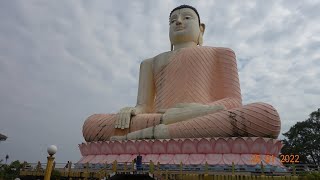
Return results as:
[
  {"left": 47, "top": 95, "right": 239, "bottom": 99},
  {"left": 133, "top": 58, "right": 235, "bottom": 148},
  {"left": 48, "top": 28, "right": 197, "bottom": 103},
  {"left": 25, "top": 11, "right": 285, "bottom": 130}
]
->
[
  {"left": 82, "top": 102, "right": 280, "bottom": 142},
  {"left": 167, "top": 102, "right": 281, "bottom": 139}
]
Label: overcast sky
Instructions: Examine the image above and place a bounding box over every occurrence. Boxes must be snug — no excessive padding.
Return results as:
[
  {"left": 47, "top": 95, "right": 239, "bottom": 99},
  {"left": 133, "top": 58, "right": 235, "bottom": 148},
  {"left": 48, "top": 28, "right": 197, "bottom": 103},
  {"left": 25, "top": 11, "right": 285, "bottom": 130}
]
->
[{"left": 0, "top": 0, "right": 319, "bottom": 164}]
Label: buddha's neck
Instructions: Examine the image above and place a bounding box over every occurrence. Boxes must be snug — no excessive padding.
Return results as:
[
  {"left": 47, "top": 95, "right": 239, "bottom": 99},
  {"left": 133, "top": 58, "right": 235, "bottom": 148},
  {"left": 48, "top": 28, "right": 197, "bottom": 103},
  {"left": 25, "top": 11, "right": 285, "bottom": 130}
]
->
[{"left": 173, "top": 42, "right": 197, "bottom": 51}]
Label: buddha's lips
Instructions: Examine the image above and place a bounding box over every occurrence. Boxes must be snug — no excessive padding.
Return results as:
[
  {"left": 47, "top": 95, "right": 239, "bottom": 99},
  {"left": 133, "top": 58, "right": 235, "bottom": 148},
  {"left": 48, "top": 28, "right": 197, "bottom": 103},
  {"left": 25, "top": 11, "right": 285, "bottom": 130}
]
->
[{"left": 175, "top": 26, "right": 185, "bottom": 31}]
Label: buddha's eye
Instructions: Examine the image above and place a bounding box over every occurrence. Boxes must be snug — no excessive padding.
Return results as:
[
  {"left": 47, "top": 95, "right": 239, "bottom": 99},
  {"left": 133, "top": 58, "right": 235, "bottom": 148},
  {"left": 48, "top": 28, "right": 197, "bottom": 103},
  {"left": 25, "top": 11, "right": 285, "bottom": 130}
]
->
[
  {"left": 170, "top": 19, "right": 176, "bottom": 24},
  {"left": 184, "top": 16, "right": 191, "bottom": 20}
]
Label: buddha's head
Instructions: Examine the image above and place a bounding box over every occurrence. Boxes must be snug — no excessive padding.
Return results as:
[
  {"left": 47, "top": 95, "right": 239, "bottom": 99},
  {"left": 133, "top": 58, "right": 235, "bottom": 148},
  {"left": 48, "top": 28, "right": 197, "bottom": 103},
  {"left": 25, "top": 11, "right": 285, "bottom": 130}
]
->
[{"left": 169, "top": 5, "right": 205, "bottom": 50}]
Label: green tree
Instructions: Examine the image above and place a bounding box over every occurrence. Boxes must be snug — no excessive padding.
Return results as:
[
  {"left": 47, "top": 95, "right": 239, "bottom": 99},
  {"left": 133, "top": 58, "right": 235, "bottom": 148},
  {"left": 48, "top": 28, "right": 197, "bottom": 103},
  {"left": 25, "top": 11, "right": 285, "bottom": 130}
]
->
[
  {"left": 0, "top": 160, "right": 22, "bottom": 179},
  {"left": 281, "top": 108, "right": 320, "bottom": 165}
]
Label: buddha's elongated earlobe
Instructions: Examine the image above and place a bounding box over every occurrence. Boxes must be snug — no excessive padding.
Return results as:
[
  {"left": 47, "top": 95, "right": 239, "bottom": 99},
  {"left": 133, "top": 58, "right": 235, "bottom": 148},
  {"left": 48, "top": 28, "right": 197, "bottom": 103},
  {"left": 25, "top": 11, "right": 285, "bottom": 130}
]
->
[
  {"left": 198, "top": 23, "right": 205, "bottom": 46},
  {"left": 171, "top": 44, "right": 174, "bottom": 51},
  {"left": 197, "top": 33, "right": 203, "bottom": 46}
]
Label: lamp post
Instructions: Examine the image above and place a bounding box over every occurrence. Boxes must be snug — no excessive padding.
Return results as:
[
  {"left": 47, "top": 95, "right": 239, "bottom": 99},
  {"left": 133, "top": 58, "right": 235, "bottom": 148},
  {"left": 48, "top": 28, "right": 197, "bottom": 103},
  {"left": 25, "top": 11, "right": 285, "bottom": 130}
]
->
[{"left": 44, "top": 145, "right": 57, "bottom": 180}]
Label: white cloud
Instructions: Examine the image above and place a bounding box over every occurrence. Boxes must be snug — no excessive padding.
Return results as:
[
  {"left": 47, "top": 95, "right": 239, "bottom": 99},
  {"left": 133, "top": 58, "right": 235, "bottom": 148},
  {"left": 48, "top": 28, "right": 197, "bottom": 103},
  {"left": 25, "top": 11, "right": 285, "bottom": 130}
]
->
[{"left": 0, "top": 0, "right": 319, "bottom": 163}]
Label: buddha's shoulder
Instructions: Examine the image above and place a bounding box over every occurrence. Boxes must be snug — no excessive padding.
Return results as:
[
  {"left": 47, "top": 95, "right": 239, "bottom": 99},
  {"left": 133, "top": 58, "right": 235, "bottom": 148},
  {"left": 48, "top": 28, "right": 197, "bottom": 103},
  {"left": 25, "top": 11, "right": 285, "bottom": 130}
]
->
[
  {"left": 147, "top": 50, "right": 175, "bottom": 64},
  {"left": 144, "top": 46, "right": 236, "bottom": 63},
  {"left": 201, "top": 46, "right": 236, "bottom": 55},
  {"left": 151, "top": 46, "right": 235, "bottom": 56},
  {"left": 199, "top": 47, "right": 237, "bottom": 61},
  {"left": 140, "top": 51, "right": 173, "bottom": 68}
]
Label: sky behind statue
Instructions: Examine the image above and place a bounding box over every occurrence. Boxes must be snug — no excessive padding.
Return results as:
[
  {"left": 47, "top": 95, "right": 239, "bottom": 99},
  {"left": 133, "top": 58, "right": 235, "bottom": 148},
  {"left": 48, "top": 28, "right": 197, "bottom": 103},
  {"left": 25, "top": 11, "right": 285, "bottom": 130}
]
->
[{"left": 0, "top": 1, "right": 319, "bottom": 163}]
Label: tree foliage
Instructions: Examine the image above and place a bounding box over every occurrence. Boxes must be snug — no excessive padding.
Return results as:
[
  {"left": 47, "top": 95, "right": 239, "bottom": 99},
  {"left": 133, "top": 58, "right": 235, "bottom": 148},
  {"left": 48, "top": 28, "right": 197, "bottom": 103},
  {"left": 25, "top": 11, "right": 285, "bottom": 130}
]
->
[
  {"left": 0, "top": 160, "right": 22, "bottom": 179},
  {"left": 281, "top": 108, "right": 320, "bottom": 165}
]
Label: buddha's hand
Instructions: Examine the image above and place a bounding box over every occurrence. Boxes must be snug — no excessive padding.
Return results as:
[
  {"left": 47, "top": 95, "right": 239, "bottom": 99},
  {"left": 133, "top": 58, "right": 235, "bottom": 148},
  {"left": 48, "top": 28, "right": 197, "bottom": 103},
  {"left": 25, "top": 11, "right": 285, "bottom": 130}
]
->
[{"left": 115, "top": 106, "right": 144, "bottom": 129}]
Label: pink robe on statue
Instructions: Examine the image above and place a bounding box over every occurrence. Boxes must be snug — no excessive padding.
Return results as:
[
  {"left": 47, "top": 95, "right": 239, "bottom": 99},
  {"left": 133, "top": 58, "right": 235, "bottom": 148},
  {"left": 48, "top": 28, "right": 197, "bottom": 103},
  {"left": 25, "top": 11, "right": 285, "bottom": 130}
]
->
[{"left": 82, "top": 47, "right": 281, "bottom": 142}]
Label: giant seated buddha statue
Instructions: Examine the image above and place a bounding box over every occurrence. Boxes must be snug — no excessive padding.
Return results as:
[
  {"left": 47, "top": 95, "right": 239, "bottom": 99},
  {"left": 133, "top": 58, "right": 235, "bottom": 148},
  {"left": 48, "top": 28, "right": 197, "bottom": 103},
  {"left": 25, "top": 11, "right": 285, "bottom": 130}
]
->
[{"left": 82, "top": 5, "right": 281, "bottom": 142}]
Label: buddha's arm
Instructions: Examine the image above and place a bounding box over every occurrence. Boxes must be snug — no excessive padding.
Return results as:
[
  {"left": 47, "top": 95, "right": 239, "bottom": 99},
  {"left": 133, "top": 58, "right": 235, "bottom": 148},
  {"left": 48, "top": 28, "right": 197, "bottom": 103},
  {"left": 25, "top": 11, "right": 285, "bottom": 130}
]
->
[
  {"left": 115, "top": 58, "right": 155, "bottom": 129},
  {"left": 136, "top": 58, "right": 155, "bottom": 113},
  {"left": 207, "top": 48, "right": 242, "bottom": 109}
]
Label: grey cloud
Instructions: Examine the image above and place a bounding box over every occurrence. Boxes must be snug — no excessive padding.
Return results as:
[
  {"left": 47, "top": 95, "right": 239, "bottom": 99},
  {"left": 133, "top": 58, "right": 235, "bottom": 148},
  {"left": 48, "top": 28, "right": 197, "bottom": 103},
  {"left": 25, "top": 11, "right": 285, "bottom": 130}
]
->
[{"left": 0, "top": 1, "right": 319, "bottom": 163}]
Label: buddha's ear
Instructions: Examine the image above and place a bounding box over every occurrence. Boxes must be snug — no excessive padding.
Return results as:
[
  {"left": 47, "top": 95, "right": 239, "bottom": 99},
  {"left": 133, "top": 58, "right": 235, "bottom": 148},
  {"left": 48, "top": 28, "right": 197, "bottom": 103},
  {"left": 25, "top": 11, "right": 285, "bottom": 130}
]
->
[
  {"left": 200, "top": 23, "right": 206, "bottom": 34},
  {"left": 198, "top": 23, "right": 206, "bottom": 46}
]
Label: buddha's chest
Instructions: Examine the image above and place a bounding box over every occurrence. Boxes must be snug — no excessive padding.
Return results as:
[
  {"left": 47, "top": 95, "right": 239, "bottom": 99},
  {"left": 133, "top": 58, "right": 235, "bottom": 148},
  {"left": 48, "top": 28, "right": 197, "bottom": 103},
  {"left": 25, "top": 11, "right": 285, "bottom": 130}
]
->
[
  {"left": 153, "top": 51, "right": 177, "bottom": 75},
  {"left": 152, "top": 47, "right": 219, "bottom": 76}
]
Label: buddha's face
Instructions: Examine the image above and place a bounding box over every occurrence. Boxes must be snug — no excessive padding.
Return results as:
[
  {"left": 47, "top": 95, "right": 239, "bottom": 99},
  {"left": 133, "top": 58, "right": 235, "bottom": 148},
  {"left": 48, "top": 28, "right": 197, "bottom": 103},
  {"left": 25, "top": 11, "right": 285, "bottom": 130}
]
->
[{"left": 169, "top": 8, "right": 202, "bottom": 45}]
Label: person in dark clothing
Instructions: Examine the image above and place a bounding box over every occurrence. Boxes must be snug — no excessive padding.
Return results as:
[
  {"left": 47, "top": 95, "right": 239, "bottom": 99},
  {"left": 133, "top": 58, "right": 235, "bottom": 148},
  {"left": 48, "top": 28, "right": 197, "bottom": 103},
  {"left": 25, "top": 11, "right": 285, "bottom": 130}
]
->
[{"left": 136, "top": 154, "right": 142, "bottom": 171}]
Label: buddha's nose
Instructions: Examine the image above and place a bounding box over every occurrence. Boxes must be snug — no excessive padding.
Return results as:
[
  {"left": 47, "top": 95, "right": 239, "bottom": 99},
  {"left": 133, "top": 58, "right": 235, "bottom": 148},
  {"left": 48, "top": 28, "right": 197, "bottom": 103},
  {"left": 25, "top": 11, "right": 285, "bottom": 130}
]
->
[{"left": 176, "top": 17, "right": 182, "bottom": 25}]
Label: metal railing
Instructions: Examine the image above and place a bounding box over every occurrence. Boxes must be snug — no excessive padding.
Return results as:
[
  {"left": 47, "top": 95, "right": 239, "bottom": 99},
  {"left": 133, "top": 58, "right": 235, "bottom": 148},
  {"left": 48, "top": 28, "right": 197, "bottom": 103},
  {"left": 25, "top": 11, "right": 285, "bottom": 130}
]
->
[{"left": 19, "top": 161, "right": 319, "bottom": 179}]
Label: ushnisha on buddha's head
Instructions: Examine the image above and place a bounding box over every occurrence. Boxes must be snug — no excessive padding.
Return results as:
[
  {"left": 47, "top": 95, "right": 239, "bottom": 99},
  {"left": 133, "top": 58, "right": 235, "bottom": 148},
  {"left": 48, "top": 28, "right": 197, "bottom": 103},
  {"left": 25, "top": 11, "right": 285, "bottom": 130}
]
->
[{"left": 169, "top": 5, "right": 206, "bottom": 50}]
